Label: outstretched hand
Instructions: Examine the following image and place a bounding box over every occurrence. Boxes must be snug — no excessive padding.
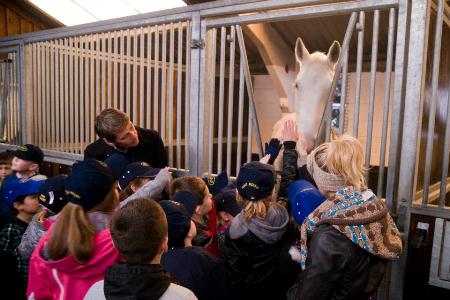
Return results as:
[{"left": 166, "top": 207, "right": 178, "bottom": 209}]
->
[{"left": 281, "top": 120, "right": 308, "bottom": 155}]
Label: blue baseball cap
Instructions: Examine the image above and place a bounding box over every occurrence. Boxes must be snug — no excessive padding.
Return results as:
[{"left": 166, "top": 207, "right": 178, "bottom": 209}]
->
[
  {"left": 202, "top": 170, "right": 228, "bottom": 196},
  {"left": 64, "top": 159, "right": 115, "bottom": 210},
  {"left": 159, "top": 200, "right": 191, "bottom": 249},
  {"left": 3, "top": 177, "right": 46, "bottom": 207},
  {"left": 172, "top": 191, "right": 197, "bottom": 217},
  {"left": 236, "top": 162, "right": 276, "bottom": 201},
  {"left": 119, "top": 162, "right": 160, "bottom": 190},
  {"left": 105, "top": 153, "right": 130, "bottom": 182},
  {"left": 287, "top": 180, "right": 326, "bottom": 224}
]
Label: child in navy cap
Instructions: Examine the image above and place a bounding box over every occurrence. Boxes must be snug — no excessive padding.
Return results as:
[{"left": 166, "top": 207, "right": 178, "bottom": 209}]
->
[
  {"left": 18, "top": 175, "right": 69, "bottom": 261},
  {"left": 222, "top": 161, "right": 300, "bottom": 300},
  {"left": 0, "top": 177, "right": 45, "bottom": 297},
  {"left": 118, "top": 162, "right": 172, "bottom": 207},
  {"left": 160, "top": 200, "right": 230, "bottom": 300},
  {"left": 214, "top": 184, "right": 241, "bottom": 253},
  {"left": 27, "top": 159, "right": 122, "bottom": 300}
]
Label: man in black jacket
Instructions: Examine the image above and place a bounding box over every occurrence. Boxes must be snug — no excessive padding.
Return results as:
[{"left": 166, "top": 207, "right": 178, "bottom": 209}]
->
[{"left": 84, "top": 108, "right": 167, "bottom": 168}]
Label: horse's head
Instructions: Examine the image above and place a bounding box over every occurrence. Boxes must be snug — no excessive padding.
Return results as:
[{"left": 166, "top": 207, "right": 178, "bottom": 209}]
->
[{"left": 294, "top": 38, "right": 340, "bottom": 150}]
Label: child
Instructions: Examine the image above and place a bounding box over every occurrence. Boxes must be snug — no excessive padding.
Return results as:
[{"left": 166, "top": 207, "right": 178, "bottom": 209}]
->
[
  {"left": 160, "top": 200, "right": 230, "bottom": 300},
  {"left": 169, "top": 176, "right": 218, "bottom": 256},
  {"left": 0, "top": 144, "right": 45, "bottom": 225},
  {"left": 0, "top": 177, "right": 45, "bottom": 298},
  {"left": 104, "top": 198, "right": 197, "bottom": 300},
  {"left": 214, "top": 184, "right": 241, "bottom": 252},
  {"left": 288, "top": 134, "right": 403, "bottom": 299},
  {"left": 27, "top": 159, "right": 121, "bottom": 299},
  {"left": 222, "top": 161, "right": 300, "bottom": 300},
  {"left": 0, "top": 151, "right": 13, "bottom": 186},
  {"left": 18, "top": 175, "right": 68, "bottom": 261},
  {"left": 118, "top": 161, "right": 171, "bottom": 205}
]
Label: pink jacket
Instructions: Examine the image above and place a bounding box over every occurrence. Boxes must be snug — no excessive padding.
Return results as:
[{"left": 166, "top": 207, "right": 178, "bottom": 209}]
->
[{"left": 27, "top": 227, "right": 120, "bottom": 300}]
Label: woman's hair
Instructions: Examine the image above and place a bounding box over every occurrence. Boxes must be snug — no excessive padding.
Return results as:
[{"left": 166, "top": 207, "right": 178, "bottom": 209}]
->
[
  {"left": 119, "top": 178, "right": 149, "bottom": 202},
  {"left": 47, "top": 187, "right": 118, "bottom": 263},
  {"left": 169, "top": 176, "right": 208, "bottom": 205},
  {"left": 240, "top": 195, "right": 272, "bottom": 221},
  {"left": 315, "top": 134, "right": 366, "bottom": 190}
]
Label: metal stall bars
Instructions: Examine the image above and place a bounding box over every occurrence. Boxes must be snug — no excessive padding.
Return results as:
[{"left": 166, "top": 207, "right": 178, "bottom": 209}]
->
[{"left": 21, "top": 14, "right": 193, "bottom": 168}]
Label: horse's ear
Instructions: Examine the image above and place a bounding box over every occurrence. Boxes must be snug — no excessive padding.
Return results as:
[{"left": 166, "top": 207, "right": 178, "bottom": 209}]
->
[
  {"left": 295, "top": 38, "right": 310, "bottom": 63},
  {"left": 327, "top": 40, "right": 341, "bottom": 66}
]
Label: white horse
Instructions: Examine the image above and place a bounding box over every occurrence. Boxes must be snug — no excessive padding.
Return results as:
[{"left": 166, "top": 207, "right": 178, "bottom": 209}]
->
[{"left": 272, "top": 38, "right": 340, "bottom": 170}]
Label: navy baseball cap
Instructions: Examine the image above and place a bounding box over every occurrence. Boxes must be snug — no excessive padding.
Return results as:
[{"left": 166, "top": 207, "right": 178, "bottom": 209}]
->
[
  {"left": 64, "top": 159, "right": 115, "bottom": 210},
  {"left": 215, "top": 185, "right": 240, "bottom": 217},
  {"left": 105, "top": 153, "right": 130, "bottom": 181},
  {"left": 39, "top": 175, "right": 68, "bottom": 214},
  {"left": 172, "top": 191, "right": 197, "bottom": 217},
  {"left": 8, "top": 144, "right": 44, "bottom": 164},
  {"left": 159, "top": 200, "right": 192, "bottom": 249},
  {"left": 119, "top": 162, "right": 160, "bottom": 190},
  {"left": 287, "top": 180, "right": 326, "bottom": 224},
  {"left": 3, "top": 177, "right": 46, "bottom": 207},
  {"left": 202, "top": 170, "right": 228, "bottom": 196},
  {"left": 236, "top": 161, "right": 276, "bottom": 201}
]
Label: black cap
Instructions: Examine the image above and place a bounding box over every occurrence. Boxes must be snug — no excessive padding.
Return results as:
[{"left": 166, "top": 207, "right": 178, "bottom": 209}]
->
[
  {"left": 172, "top": 191, "right": 197, "bottom": 217},
  {"left": 64, "top": 159, "right": 115, "bottom": 210},
  {"left": 105, "top": 153, "right": 130, "bottom": 181},
  {"left": 236, "top": 161, "right": 276, "bottom": 201},
  {"left": 202, "top": 170, "right": 228, "bottom": 196},
  {"left": 119, "top": 162, "right": 160, "bottom": 190},
  {"left": 8, "top": 144, "right": 44, "bottom": 164},
  {"left": 215, "top": 185, "right": 241, "bottom": 217},
  {"left": 39, "top": 175, "right": 68, "bottom": 214},
  {"left": 159, "top": 200, "right": 191, "bottom": 249}
]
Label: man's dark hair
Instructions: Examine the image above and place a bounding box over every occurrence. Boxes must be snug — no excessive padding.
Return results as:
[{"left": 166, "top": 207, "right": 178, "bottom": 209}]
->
[
  {"left": 110, "top": 198, "right": 167, "bottom": 264},
  {"left": 94, "top": 108, "right": 130, "bottom": 141}
]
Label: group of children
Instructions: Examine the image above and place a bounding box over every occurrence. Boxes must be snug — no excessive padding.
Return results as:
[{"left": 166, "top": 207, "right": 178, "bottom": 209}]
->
[{"left": 0, "top": 119, "right": 403, "bottom": 300}]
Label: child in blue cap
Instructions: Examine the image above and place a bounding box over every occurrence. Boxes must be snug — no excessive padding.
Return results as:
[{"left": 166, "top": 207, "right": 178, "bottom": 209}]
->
[{"left": 0, "top": 177, "right": 45, "bottom": 297}]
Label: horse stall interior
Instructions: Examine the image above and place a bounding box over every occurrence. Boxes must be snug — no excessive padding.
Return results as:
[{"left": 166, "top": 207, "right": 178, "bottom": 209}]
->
[{"left": 0, "top": 0, "right": 450, "bottom": 299}]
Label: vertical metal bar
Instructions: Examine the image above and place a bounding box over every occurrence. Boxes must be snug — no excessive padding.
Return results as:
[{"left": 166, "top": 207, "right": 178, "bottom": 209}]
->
[
  {"left": 247, "top": 105, "right": 253, "bottom": 163},
  {"left": 37, "top": 43, "right": 42, "bottom": 146},
  {"left": 90, "top": 35, "right": 95, "bottom": 143},
  {"left": 364, "top": 9, "right": 379, "bottom": 178},
  {"left": 139, "top": 27, "right": 144, "bottom": 127},
  {"left": 423, "top": 0, "right": 444, "bottom": 205},
  {"left": 176, "top": 21, "right": 183, "bottom": 169},
  {"left": 389, "top": 1, "right": 428, "bottom": 299},
  {"left": 153, "top": 25, "right": 160, "bottom": 130},
  {"left": 74, "top": 37, "right": 79, "bottom": 153},
  {"left": 146, "top": 26, "right": 152, "bottom": 129},
  {"left": 207, "top": 28, "right": 217, "bottom": 174},
  {"left": 377, "top": 8, "right": 396, "bottom": 198},
  {"left": 126, "top": 29, "right": 131, "bottom": 114},
  {"left": 114, "top": 31, "right": 119, "bottom": 108},
  {"left": 439, "top": 74, "right": 450, "bottom": 207},
  {"left": 132, "top": 28, "right": 137, "bottom": 122},
  {"left": 236, "top": 56, "right": 245, "bottom": 174},
  {"left": 58, "top": 40, "right": 63, "bottom": 151},
  {"left": 236, "top": 26, "right": 264, "bottom": 158},
  {"left": 185, "top": 20, "right": 191, "bottom": 171},
  {"left": 12, "top": 53, "right": 16, "bottom": 144},
  {"left": 353, "top": 11, "right": 365, "bottom": 137},
  {"left": 161, "top": 24, "right": 167, "bottom": 142},
  {"left": 338, "top": 50, "right": 348, "bottom": 135},
  {"left": 168, "top": 22, "right": 175, "bottom": 166},
  {"left": 64, "top": 39, "right": 69, "bottom": 152},
  {"left": 79, "top": 36, "right": 84, "bottom": 152},
  {"left": 107, "top": 32, "right": 112, "bottom": 108},
  {"left": 101, "top": 32, "right": 106, "bottom": 109},
  {"left": 54, "top": 40, "right": 62, "bottom": 151},
  {"left": 32, "top": 44, "right": 37, "bottom": 144},
  {"left": 50, "top": 41, "right": 55, "bottom": 150},
  {"left": 96, "top": 33, "right": 100, "bottom": 114},
  {"left": 44, "top": 43, "right": 49, "bottom": 149},
  {"left": 68, "top": 38, "right": 74, "bottom": 152},
  {"left": 217, "top": 26, "right": 226, "bottom": 173},
  {"left": 84, "top": 36, "right": 90, "bottom": 145},
  {"left": 226, "top": 26, "right": 236, "bottom": 175},
  {"left": 120, "top": 30, "right": 125, "bottom": 111}
]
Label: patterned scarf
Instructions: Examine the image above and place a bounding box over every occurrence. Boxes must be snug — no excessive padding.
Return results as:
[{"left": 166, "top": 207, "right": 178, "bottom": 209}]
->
[{"left": 296, "top": 186, "right": 402, "bottom": 270}]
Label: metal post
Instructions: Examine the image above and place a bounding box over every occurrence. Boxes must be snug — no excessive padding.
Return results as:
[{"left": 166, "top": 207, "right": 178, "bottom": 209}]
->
[
  {"left": 353, "top": 11, "right": 365, "bottom": 137},
  {"left": 217, "top": 26, "right": 226, "bottom": 173},
  {"left": 226, "top": 26, "right": 236, "bottom": 175},
  {"left": 207, "top": 28, "right": 217, "bottom": 174},
  {"left": 176, "top": 21, "right": 183, "bottom": 169}
]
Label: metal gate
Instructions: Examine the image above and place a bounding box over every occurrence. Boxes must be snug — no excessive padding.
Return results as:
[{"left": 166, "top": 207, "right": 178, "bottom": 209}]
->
[{"left": 0, "top": 0, "right": 449, "bottom": 298}]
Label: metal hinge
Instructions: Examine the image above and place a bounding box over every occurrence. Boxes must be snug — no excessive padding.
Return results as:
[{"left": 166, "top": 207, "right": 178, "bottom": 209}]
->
[{"left": 191, "top": 39, "right": 205, "bottom": 49}]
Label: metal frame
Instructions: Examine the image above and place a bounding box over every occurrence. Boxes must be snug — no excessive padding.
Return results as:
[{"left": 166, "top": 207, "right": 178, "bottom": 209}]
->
[{"left": 429, "top": 218, "right": 450, "bottom": 289}]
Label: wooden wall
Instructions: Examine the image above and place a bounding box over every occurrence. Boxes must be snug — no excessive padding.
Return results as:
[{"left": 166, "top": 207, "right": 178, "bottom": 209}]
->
[{"left": 0, "top": 0, "right": 62, "bottom": 38}]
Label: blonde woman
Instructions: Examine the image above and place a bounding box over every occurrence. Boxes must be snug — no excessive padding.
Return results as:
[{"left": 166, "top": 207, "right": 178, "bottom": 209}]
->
[
  {"left": 288, "top": 132, "right": 403, "bottom": 300},
  {"left": 222, "top": 161, "right": 300, "bottom": 300}
]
